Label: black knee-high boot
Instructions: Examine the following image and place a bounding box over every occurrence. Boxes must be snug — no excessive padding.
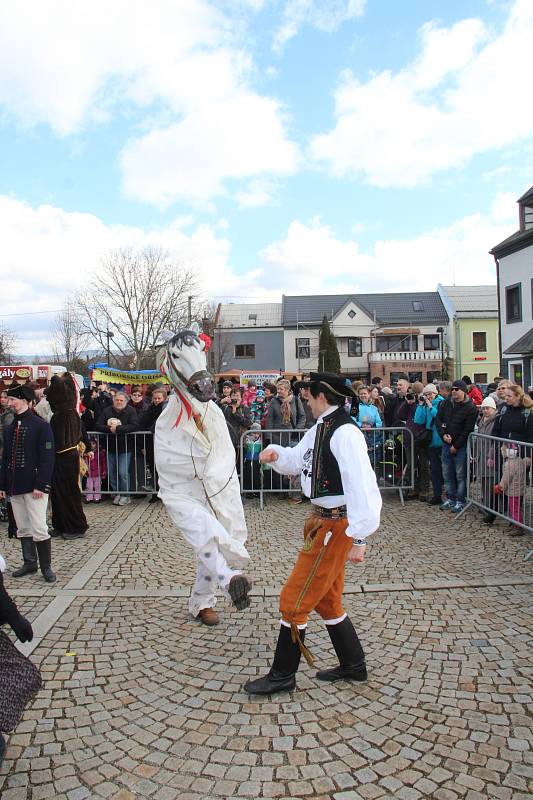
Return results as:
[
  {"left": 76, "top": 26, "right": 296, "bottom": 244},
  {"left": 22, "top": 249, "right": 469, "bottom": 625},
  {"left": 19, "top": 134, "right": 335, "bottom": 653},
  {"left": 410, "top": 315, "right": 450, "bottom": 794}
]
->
[
  {"left": 244, "top": 624, "right": 304, "bottom": 695},
  {"left": 12, "top": 538, "right": 38, "bottom": 577},
  {"left": 36, "top": 539, "right": 56, "bottom": 583},
  {"left": 316, "top": 616, "right": 367, "bottom": 682}
]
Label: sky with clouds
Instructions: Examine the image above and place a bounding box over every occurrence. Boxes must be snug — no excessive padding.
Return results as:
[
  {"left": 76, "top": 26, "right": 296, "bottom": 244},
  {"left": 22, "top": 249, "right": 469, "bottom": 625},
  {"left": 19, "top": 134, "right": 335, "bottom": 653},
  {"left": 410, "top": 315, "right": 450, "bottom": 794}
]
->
[{"left": 0, "top": 0, "right": 531, "bottom": 354}]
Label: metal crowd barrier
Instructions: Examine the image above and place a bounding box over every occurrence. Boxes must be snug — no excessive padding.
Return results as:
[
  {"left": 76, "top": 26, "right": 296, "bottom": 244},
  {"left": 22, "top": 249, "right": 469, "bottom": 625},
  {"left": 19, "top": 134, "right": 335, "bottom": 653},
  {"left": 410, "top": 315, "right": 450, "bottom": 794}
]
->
[
  {"left": 83, "top": 431, "right": 158, "bottom": 502},
  {"left": 458, "top": 432, "right": 532, "bottom": 558},
  {"left": 239, "top": 426, "right": 414, "bottom": 510}
]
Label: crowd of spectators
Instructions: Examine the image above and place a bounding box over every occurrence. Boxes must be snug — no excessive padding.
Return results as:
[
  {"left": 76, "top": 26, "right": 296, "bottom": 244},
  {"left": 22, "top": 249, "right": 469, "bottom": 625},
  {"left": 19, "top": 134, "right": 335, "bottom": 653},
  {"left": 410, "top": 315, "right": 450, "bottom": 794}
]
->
[{"left": 1, "top": 371, "right": 532, "bottom": 532}]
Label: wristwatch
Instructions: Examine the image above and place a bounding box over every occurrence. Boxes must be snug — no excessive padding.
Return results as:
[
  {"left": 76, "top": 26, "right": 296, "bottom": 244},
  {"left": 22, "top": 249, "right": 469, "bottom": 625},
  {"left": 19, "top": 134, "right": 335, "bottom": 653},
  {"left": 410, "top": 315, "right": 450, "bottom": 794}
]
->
[{"left": 353, "top": 538, "right": 367, "bottom": 546}]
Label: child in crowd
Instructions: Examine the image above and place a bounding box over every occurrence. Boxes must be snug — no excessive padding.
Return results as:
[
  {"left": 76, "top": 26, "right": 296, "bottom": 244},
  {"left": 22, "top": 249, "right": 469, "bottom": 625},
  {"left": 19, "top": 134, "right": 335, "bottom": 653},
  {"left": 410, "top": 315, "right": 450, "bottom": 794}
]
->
[
  {"left": 494, "top": 444, "right": 530, "bottom": 533},
  {"left": 242, "top": 379, "right": 258, "bottom": 407},
  {"left": 243, "top": 423, "right": 262, "bottom": 495},
  {"left": 84, "top": 438, "right": 107, "bottom": 503},
  {"left": 249, "top": 389, "right": 266, "bottom": 424}
]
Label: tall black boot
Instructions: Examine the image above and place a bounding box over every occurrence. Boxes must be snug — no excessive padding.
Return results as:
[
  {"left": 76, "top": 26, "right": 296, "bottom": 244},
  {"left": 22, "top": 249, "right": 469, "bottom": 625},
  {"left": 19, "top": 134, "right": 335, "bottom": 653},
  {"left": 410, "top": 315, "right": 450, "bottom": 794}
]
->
[
  {"left": 316, "top": 616, "right": 367, "bottom": 682},
  {"left": 36, "top": 539, "right": 56, "bottom": 583},
  {"left": 244, "top": 624, "right": 303, "bottom": 695},
  {"left": 12, "top": 538, "right": 38, "bottom": 577}
]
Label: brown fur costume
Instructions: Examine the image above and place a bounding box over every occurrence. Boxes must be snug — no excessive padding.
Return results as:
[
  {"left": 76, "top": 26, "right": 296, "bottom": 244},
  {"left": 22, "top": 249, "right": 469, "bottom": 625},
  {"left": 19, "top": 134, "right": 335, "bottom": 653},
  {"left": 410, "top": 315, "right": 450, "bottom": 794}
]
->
[{"left": 47, "top": 373, "right": 88, "bottom": 537}]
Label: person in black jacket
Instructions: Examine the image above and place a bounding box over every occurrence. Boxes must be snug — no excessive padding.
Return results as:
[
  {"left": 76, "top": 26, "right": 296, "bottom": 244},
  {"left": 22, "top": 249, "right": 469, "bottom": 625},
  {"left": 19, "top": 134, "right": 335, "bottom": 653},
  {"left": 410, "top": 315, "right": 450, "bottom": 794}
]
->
[
  {"left": 138, "top": 388, "right": 168, "bottom": 501},
  {"left": 95, "top": 392, "right": 138, "bottom": 505},
  {"left": 222, "top": 387, "right": 252, "bottom": 466},
  {"left": 491, "top": 384, "right": 533, "bottom": 444},
  {"left": 0, "top": 384, "right": 56, "bottom": 582},
  {"left": 0, "top": 554, "right": 34, "bottom": 765},
  {"left": 435, "top": 380, "right": 478, "bottom": 513}
]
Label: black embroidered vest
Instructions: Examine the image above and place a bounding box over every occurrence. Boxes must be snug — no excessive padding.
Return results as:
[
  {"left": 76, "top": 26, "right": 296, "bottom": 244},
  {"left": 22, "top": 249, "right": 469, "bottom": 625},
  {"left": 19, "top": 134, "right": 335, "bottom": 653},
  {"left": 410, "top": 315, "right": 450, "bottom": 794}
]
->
[{"left": 311, "top": 407, "right": 355, "bottom": 499}]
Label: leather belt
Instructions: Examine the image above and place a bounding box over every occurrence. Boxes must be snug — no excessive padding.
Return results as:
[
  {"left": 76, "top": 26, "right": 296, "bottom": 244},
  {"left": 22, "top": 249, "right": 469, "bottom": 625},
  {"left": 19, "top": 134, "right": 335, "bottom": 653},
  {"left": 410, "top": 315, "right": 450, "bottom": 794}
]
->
[{"left": 312, "top": 505, "right": 347, "bottom": 520}]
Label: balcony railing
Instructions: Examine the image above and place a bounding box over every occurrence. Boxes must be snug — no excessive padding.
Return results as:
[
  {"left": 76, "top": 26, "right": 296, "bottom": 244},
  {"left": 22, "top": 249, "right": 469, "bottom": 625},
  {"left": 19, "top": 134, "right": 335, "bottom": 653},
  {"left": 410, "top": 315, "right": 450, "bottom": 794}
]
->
[{"left": 369, "top": 350, "right": 442, "bottom": 363}]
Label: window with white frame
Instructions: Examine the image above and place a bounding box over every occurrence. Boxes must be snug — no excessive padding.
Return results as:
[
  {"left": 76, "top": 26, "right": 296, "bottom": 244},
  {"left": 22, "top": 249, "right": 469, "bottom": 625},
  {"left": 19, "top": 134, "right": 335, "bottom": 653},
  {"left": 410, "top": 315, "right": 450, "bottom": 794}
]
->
[
  {"left": 235, "top": 344, "right": 255, "bottom": 358},
  {"left": 295, "top": 337, "right": 310, "bottom": 359},
  {"left": 472, "top": 331, "right": 487, "bottom": 352},
  {"left": 423, "top": 334, "right": 439, "bottom": 351},
  {"left": 347, "top": 337, "right": 362, "bottom": 357}
]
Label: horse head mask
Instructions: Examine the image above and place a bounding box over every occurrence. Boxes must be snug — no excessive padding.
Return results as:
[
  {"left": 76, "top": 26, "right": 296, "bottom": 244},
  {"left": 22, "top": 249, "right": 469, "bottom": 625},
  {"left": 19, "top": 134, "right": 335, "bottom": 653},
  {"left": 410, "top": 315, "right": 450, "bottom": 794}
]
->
[{"left": 162, "top": 323, "right": 216, "bottom": 403}]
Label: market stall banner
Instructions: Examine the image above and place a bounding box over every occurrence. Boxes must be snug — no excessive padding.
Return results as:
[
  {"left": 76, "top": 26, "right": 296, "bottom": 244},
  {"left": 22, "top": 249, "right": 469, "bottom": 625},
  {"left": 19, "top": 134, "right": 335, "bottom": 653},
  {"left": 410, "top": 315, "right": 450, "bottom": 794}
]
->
[
  {"left": 240, "top": 372, "right": 281, "bottom": 387},
  {"left": 91, "top": 367, "right": 164, "bottom": 385}
]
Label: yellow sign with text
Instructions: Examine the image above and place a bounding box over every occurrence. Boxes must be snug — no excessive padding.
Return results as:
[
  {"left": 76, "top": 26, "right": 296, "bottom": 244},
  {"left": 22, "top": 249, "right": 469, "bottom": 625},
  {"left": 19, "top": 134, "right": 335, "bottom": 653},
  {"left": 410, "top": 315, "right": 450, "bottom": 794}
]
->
[{"left": 91, "top": 367, "right": 165, "bottom": 385}]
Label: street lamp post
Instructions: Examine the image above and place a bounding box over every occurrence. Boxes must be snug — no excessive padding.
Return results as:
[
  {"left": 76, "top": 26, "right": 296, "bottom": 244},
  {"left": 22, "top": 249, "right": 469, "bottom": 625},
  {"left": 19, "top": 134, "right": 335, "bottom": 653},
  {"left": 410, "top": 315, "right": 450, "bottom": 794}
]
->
[
  {"left": 106, "top": 330, "right": 114, "bottom": 367},
  {"left": 437, "top": 327, "right": 444, "bottom": 380}
]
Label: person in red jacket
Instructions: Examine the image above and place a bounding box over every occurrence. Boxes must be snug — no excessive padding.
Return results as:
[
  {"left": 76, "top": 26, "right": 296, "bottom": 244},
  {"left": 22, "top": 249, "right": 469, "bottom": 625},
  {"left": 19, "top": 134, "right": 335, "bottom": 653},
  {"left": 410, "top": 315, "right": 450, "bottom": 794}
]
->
[{"left": 462, "top": 376, "right": 482, "bottom": 407}]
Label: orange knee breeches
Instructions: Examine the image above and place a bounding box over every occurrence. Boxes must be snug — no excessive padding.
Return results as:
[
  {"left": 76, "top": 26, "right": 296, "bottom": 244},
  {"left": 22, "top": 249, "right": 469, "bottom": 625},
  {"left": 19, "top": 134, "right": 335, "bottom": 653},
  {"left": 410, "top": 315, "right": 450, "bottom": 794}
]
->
[{"left": 280, "top": 514, "right": 353, "bottom": 627}]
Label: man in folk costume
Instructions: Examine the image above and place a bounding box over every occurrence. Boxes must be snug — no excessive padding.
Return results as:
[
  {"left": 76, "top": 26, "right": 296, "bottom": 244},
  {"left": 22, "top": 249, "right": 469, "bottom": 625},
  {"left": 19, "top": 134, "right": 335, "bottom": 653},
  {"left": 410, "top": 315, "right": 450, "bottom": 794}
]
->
[
  {"left": 245, "top": 372, "right": 382, "bottom": 695},
  {"left": 155, "top": 326, "right": 252, "bottom": 626},
  {"left": 0, "top": 384, "right": 56, "bottom": 583}
]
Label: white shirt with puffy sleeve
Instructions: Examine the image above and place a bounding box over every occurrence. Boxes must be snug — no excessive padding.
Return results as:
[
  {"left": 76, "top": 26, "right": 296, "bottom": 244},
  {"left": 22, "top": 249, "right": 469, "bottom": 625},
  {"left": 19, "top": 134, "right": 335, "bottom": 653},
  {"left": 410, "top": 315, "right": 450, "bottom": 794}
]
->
[{"left": 268, "top": 406, "right": 382, "bottom": 540}]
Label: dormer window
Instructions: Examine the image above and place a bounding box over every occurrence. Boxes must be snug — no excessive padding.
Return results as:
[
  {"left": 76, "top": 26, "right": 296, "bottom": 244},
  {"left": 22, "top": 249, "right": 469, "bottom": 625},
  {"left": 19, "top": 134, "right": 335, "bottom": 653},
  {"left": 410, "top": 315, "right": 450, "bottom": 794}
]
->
[
  {"left": 520, "top": 202, "right": 533, "bottom": 230},
  {"left": 518, "top": 186, "right": 533, "bottom": 230},
  {"left": 412, "top": 301, "right": 424, "bottom": 312}
]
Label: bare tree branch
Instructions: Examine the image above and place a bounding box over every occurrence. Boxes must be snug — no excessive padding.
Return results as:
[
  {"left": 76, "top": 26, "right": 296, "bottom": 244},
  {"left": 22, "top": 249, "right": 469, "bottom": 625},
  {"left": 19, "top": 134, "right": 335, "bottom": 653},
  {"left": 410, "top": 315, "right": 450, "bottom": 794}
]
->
[
  {"left": 0, "top": 323, "right": 17, "bottom": 363},
  {"left": 73, "top": 246, "right": 198, "bottom": 368},
  {"left": 50, "top": 304, "right": 91, "bottom": 369}
]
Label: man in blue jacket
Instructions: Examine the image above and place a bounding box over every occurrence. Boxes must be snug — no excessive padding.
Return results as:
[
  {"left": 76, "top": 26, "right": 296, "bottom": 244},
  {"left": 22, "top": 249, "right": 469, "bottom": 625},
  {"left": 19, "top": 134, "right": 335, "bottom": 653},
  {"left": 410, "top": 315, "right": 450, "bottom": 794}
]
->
[{"left": 0, "top": 384, "right": 56, "bottom": 582}]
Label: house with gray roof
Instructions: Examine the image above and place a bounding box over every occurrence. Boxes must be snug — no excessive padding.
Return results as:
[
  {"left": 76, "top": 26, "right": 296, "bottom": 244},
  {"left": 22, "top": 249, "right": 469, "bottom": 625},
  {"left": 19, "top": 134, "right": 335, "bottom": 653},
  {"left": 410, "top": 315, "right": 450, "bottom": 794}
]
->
[
  {"left": 212, "top": 302, "right": 284, "bottom": 375},
  {"left": 438, "top": 285, "right": 499, "bottom": 383},
  {"left": 490, "top": 186, "right": 533, "bottom": 388},
  {"left": 283, "top": 292, "right": 449, "bottom": 384}
]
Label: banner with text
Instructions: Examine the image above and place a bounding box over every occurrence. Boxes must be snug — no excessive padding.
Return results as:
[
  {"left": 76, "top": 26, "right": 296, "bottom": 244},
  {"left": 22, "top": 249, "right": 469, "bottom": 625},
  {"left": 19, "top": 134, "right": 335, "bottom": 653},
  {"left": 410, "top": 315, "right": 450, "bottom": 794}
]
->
[
  {"left": 240, "top": 372, "right": 281, "bottom": 387},
  {"left": 91, "top": 367, "right": 164, "bottom": 385}
]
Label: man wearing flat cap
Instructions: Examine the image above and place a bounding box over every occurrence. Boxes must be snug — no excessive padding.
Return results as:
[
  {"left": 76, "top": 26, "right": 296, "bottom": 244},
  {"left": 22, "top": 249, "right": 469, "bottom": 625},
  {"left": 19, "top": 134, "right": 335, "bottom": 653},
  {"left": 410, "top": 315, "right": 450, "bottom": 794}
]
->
[
  {"left": 244, "top": 372, "right": 382, "bottom": 695},
  {"left": 0, "top": 384, "right": 56, "bottom": 582}
]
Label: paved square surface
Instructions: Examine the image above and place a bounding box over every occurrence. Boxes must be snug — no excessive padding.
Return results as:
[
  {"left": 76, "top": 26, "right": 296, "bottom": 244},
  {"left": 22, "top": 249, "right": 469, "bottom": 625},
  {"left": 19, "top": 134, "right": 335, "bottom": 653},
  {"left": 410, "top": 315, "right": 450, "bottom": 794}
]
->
[{"left": 1, "top": 496, "right": 531, "bottom": 799}]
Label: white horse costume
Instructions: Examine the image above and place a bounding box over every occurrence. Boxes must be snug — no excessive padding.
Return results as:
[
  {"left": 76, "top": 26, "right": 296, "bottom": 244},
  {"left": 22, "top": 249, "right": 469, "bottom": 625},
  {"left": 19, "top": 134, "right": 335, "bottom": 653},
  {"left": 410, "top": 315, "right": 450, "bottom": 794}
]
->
[{"left": 155, "top": 326, "right": 250, "bottom": 617}]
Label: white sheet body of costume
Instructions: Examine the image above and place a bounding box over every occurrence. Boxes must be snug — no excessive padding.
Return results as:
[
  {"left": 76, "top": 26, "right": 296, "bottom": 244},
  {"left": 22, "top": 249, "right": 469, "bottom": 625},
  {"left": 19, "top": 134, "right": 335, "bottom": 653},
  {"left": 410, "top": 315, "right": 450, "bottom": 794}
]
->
[{"left": 155, "top": 390, "right": 249, "bottom": 616}]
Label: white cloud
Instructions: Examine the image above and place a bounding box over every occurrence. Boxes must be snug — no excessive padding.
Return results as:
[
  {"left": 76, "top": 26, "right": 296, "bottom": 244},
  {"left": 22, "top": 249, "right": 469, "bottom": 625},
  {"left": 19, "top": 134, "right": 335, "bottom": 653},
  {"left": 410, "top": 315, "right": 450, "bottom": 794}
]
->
[
  {"left": 0, "top": 195, "right": 255, "bottom": 353},
  {"left": 120, "top": 92, "right": 299, "bottom": 207},
  {"left": 274, "top": 0, "right": 366, "bottom": 51},
  {"left": 257, "top": 192, "right": 516, "bottom": 293},
  {"left": 0, "top": 1, "right": 299, "bottom": 205},
  {"left": 310, "top": 0, "right": 533, "bottom": 186},
  {"left": 1, "top": 190, "right": 518, "bottom": 354}
]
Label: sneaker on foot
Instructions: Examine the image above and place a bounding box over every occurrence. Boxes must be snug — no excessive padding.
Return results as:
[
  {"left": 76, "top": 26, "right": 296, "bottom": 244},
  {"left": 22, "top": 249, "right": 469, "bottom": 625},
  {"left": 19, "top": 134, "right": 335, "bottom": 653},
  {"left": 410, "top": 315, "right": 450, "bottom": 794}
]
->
[
  {"left": 113, "top": 495, "right": 121, "bottom": 505},
  {"left": 451, "top": 502, "right": 465, "bottom": 513},
  {"left": 118, "top": 496, "right": 131, "bottom": 505},
  {"left": 439, "top": 499, "right": 454, "bottom": 511}
]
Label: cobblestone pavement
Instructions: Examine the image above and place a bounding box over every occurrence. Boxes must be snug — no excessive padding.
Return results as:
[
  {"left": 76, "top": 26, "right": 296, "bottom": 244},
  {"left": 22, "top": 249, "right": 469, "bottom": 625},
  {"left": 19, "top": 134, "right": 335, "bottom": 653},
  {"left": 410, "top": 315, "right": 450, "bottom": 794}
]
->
[{"left": 0, "top": 496, "right": 532, "bottom": 800}]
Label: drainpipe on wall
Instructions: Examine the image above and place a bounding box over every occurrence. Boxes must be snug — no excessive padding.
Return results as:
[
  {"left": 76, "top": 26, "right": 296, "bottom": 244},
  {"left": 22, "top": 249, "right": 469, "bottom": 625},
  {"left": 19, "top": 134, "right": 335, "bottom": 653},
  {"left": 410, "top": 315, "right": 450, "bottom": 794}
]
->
[{"left": 493, "top": 255, "right": 503, "bottom": 375}]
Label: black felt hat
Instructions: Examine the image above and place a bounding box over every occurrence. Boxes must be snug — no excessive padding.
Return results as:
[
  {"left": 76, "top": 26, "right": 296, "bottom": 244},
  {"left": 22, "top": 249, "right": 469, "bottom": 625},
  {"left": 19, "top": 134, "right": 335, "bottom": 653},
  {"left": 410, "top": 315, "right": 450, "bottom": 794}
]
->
[
  {"left": 294, "top": 372, "right": 356, "bottom": 398},
  {"left": 6, "top": 383, "right": 36, "bottom": 403}
]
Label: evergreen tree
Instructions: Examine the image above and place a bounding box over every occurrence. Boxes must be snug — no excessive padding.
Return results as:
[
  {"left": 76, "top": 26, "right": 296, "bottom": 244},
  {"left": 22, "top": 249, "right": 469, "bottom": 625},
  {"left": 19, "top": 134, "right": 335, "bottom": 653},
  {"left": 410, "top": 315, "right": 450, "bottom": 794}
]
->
[{"left": 318, "top": 315, "right": 341, "bottom": 372}]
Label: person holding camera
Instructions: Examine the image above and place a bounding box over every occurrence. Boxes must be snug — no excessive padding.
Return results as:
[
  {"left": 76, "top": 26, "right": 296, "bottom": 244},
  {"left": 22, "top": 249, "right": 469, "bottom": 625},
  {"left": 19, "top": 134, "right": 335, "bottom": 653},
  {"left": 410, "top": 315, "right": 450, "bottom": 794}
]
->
[
  {"left": 413, "top": 383, "right": 444, "bottom": 503},
  {"left": 222, "top": 387, "right": 252, "bottom": 464}
]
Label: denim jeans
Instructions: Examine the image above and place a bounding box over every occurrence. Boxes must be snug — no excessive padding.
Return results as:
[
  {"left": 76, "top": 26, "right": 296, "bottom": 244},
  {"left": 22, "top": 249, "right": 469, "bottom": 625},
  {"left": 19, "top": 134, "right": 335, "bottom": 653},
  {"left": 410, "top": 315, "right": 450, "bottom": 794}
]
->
[
  {"left": 441, "top": 444, "right": 467, "bottom": 504},
  {"left": 428, "top": 447, "right": 443, "bottom": 499},
  {"left": 108, "top": 452, "right": 131, "bottom": 494}
]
